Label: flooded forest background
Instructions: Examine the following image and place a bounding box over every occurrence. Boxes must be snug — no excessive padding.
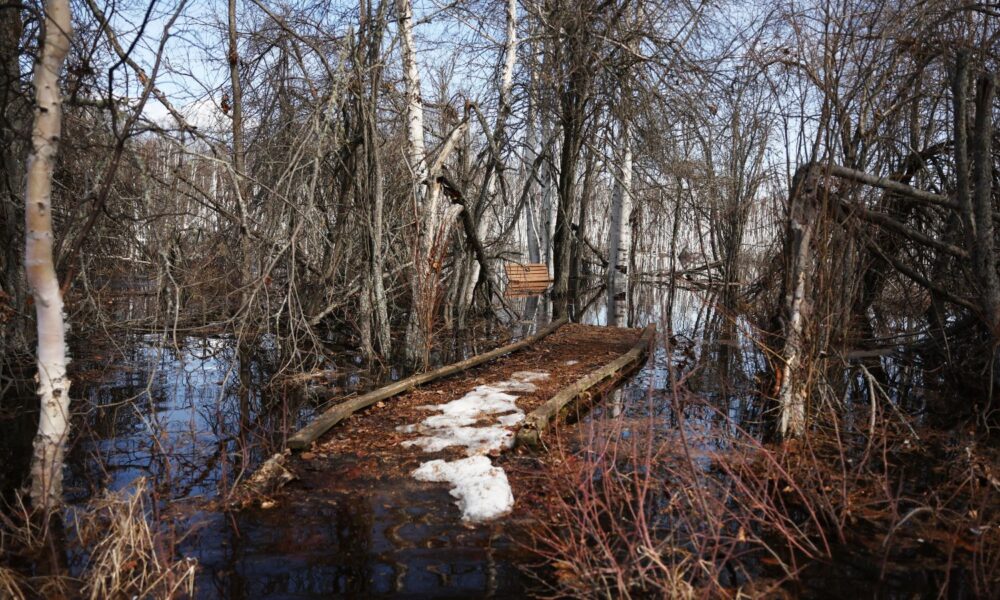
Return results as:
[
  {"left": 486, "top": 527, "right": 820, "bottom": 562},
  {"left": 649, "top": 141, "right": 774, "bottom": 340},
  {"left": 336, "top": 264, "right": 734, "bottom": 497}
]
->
[{"left": 1, "top": 0, "right": 999, "bottom": 597}]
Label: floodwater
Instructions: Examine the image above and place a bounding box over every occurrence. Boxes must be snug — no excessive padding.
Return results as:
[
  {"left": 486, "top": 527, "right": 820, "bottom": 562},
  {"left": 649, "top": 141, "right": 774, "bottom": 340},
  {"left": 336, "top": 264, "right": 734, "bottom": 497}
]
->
[
  {"left": 2, "top": 280, "right": 696, "bottom": 598},
  {"left": 0, "top": 278, "right": 947, "bottom": 597}
]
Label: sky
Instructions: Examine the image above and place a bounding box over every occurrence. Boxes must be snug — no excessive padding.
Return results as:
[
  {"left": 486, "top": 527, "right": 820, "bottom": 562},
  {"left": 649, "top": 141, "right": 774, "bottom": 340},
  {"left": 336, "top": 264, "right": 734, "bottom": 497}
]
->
[{"left": 90, "top": 0, "right": 508, "bottom": 134}]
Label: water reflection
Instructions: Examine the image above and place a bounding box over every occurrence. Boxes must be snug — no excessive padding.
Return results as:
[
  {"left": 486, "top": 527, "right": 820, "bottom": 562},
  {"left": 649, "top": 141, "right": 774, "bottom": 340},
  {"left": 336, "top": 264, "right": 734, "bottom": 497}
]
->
[
  {"left": 182, "top": 452, "right": 530, "bottom": 598},
  {"left": 0, "top": 334, "right": 384, "bottom": 504},
  {"left": 0, "top": 280, "right": 778, "bottom": 597}
]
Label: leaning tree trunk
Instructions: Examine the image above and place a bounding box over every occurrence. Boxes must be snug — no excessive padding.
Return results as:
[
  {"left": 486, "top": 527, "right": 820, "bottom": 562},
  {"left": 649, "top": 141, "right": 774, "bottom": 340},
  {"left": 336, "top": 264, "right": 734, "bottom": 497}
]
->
[
  {"left": 26, "top": 0, "right": 72, "bottom": 514},
  {"left": 457, "top": 0, "right": 518, "bottom": 320}
]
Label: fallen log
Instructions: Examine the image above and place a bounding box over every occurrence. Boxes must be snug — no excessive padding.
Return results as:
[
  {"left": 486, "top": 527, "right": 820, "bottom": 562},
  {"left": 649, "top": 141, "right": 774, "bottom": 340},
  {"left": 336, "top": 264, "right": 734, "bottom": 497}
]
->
[
  {"left": 516, "top": 323, "right": 656, "bottom": 449},
  {"left": 286, "top": 317, "right": 569, "bottom": 450}
]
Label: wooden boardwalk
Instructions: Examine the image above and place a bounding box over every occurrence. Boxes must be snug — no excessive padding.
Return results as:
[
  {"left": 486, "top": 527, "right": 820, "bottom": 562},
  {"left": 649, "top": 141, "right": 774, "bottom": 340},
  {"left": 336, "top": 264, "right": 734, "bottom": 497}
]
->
[
  {"left": 231, "top": 322, "right": 654, "bottom": 595},
  {"left": 285, "top": 322, "right": 653, "bottom": 454}
]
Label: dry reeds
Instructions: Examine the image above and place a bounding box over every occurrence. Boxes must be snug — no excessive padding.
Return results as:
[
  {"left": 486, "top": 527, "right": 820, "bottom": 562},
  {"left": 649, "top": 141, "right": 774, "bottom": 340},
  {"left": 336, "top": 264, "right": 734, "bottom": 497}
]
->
[
  {"left": 1, "top": 478, "right": 197, "bottom": 599},
  {"left": 75, "top": 478, "right": 196, "bottom": 600},
  {"left": 520, "top": 370, "right": 1000, "bottom": 598}
]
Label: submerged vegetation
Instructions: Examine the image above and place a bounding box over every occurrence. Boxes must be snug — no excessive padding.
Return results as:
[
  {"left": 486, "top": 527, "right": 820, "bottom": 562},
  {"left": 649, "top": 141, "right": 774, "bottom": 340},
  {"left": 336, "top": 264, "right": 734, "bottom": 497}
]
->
[{"left": 1, "top": 0, "right": 999, "bottom": 597}]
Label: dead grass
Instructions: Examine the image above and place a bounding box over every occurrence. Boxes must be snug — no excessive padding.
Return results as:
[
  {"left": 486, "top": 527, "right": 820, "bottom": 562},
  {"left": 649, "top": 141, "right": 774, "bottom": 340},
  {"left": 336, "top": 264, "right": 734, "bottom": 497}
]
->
[
  {"left": 0, "top": 478, "right": 197, "bottom": 599},
  {"left": 514, "top": 381, "right": 1000, "bottom": 598}
]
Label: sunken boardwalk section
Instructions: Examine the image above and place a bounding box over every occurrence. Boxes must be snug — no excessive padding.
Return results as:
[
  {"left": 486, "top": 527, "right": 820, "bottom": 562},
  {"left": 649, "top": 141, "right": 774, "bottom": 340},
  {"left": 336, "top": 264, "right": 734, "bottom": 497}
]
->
[{"left": 229, "top": 324, "right": 649, "bottom": 597}]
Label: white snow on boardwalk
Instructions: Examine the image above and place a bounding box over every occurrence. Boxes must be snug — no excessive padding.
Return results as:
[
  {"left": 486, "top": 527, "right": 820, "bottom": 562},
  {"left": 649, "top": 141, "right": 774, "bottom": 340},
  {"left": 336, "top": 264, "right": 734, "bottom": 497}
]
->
[
  {"left": 412, "top": 456, "right": 513, "bottom": 522},
  {"left": 402, "top": 371, "right": 549, "bottom": 522}
]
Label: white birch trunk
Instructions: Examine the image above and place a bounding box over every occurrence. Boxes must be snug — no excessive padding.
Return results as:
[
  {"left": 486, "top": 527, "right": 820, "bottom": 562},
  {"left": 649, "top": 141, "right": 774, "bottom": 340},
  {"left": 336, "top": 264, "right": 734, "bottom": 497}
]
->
[
  {"left": 26, "top": 0, "right": 72, "bottom": 513},
  {"left": 371, "top": 173, "right": 391, "bottom": 356},
  {"left": 398, "top": 0, "right": 427, "bottom": 185},
  {"left": 399, "top": 0, "right": 432, "bottom": 363},
  {"left": 606, "top": 131, "right": 633, "bottom": 290},
  {"left": 499, "top": 0, "right": 517, "bottom": 116}
]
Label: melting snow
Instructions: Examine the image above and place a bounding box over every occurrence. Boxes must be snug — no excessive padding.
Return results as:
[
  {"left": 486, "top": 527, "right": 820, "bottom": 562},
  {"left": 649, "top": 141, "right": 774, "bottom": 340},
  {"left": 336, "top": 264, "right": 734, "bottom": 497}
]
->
[
  {"left": 412, "top": 456, "right": 513, "bottom": 522},
  {"left": 400, "top": 370, "right": 548, "bottom": 522}
]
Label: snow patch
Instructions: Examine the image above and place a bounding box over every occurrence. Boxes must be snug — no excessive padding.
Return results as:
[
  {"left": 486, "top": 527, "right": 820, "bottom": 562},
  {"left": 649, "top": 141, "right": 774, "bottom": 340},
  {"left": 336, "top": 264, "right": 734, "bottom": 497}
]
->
[
  {"left": 401, "top": 370, "right": 549, "bottom": 522},
  {"left": 564, "top": 360, "right": 579, "bottom": 365},
  {"left": 412, "top": 456, "right": 513, "bottom": 522}
]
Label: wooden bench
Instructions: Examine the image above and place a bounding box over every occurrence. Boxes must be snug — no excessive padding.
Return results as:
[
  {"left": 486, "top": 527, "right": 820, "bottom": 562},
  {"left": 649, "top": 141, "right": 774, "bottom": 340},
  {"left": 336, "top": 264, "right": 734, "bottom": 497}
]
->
[{"left": 504, "top": 263, "right": 552, "bottom": 288}]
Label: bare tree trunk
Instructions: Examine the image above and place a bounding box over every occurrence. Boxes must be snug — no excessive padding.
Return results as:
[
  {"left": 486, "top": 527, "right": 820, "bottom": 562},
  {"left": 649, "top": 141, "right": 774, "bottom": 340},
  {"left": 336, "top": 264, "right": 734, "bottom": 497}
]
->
[
  {"left": 369, "top": 137, "right": 391, "bottom": 355},
  {"left": 775, "top": 165, "right": 823, "bottom": 439},
  {"left": 524, "top": 175, "right": 541, "bottom": 265},
  {"left": 953, "top": 54, "right": 999, "bottom": 339},
  {"left": 523, "top": 44, "right": 541, "bottom": 264},
  {"left": 499, "top": 0, "right": 517, "bottom": 118},
  {"left": 571, "top": 150, "right": 596, "bottom": 288},
  {"left": 228, "top": 0, "right": 252, "bottom": 318},
  {"left": 399, "top": 0, "right": 432, "bottom": 364},
  {"left": 539, "top": 119, "right": 554, "bottom": 270},
  {"left": 0, "top": 7, "right": 25, "bottom": 345},
  {"left": 971, "top": 73, "right": 998, "bottom": 336},
  {"left": 356, "top": 2, "right": 391, "bottom": 359},
  {"left": 952, "top": 52, "right": 976, "bottom": 254},
  {"left": 398, "top": 0, "right": 479, "bottom": 365},
  {"left": 606, "top": 127, "right": 633, "bottom": 292},
  {"left": 27, "top": 0, "right": 72, "bottom": 514},
  {"left": 458, "top": 0, "right": 517, "bottom": 315},
  {"left": 553, "top": 127, "right": 579, "bottom": 306},
  {"left": 398, "top": 0, "right": 427, "bottom": 184}
]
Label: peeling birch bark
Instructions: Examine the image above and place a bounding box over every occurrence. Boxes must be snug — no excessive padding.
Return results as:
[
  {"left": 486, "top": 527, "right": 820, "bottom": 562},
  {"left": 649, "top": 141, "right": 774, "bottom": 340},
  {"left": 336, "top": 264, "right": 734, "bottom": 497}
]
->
[
  {"left": 398, "top": 0, "right": 427, "bottom": 185},
  {"left": 26, "top": 0, "right": 72, "bottom": 513}
]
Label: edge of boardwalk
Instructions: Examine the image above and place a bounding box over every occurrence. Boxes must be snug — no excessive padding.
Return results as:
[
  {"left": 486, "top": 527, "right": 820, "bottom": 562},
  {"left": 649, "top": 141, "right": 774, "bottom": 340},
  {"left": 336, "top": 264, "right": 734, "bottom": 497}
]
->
[{"left": 515, "top": 323, "right": 656, "bottom": 449}]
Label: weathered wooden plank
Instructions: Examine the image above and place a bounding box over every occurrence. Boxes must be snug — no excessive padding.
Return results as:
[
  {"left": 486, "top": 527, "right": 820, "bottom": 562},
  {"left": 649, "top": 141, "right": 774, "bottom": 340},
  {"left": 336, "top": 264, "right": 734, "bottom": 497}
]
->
[
  {"left": 515, "top": 324, "right": 656, "bottom": 449},
  {"left": 505, "top": 263, "right": 552, "bottom": 285},
  {"left": 286, "top": 317, "right": 569, "bottom": 450}
]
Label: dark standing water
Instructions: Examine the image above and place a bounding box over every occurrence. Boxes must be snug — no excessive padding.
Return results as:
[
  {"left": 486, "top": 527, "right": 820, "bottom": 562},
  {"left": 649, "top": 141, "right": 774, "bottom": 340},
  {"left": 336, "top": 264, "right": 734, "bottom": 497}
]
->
[
  {"left": 2, "top": 281, "right": 942, "bottom": 597},
  {"left": 3, "top": 282, "right": 699, "bottom": 597}
]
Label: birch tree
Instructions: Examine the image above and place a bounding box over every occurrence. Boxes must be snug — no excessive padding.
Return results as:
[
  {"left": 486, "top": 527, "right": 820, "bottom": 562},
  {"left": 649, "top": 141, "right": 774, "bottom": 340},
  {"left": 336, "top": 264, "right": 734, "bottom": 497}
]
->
[
  {"left": 26, "top": 0, "right": 72, "bottom": 514},
  {"left": 606, "top": 127, "right": 633, "bottom": 292},
  {"left": 399, "top": 0, "right": 468, "bottom": 366}
]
